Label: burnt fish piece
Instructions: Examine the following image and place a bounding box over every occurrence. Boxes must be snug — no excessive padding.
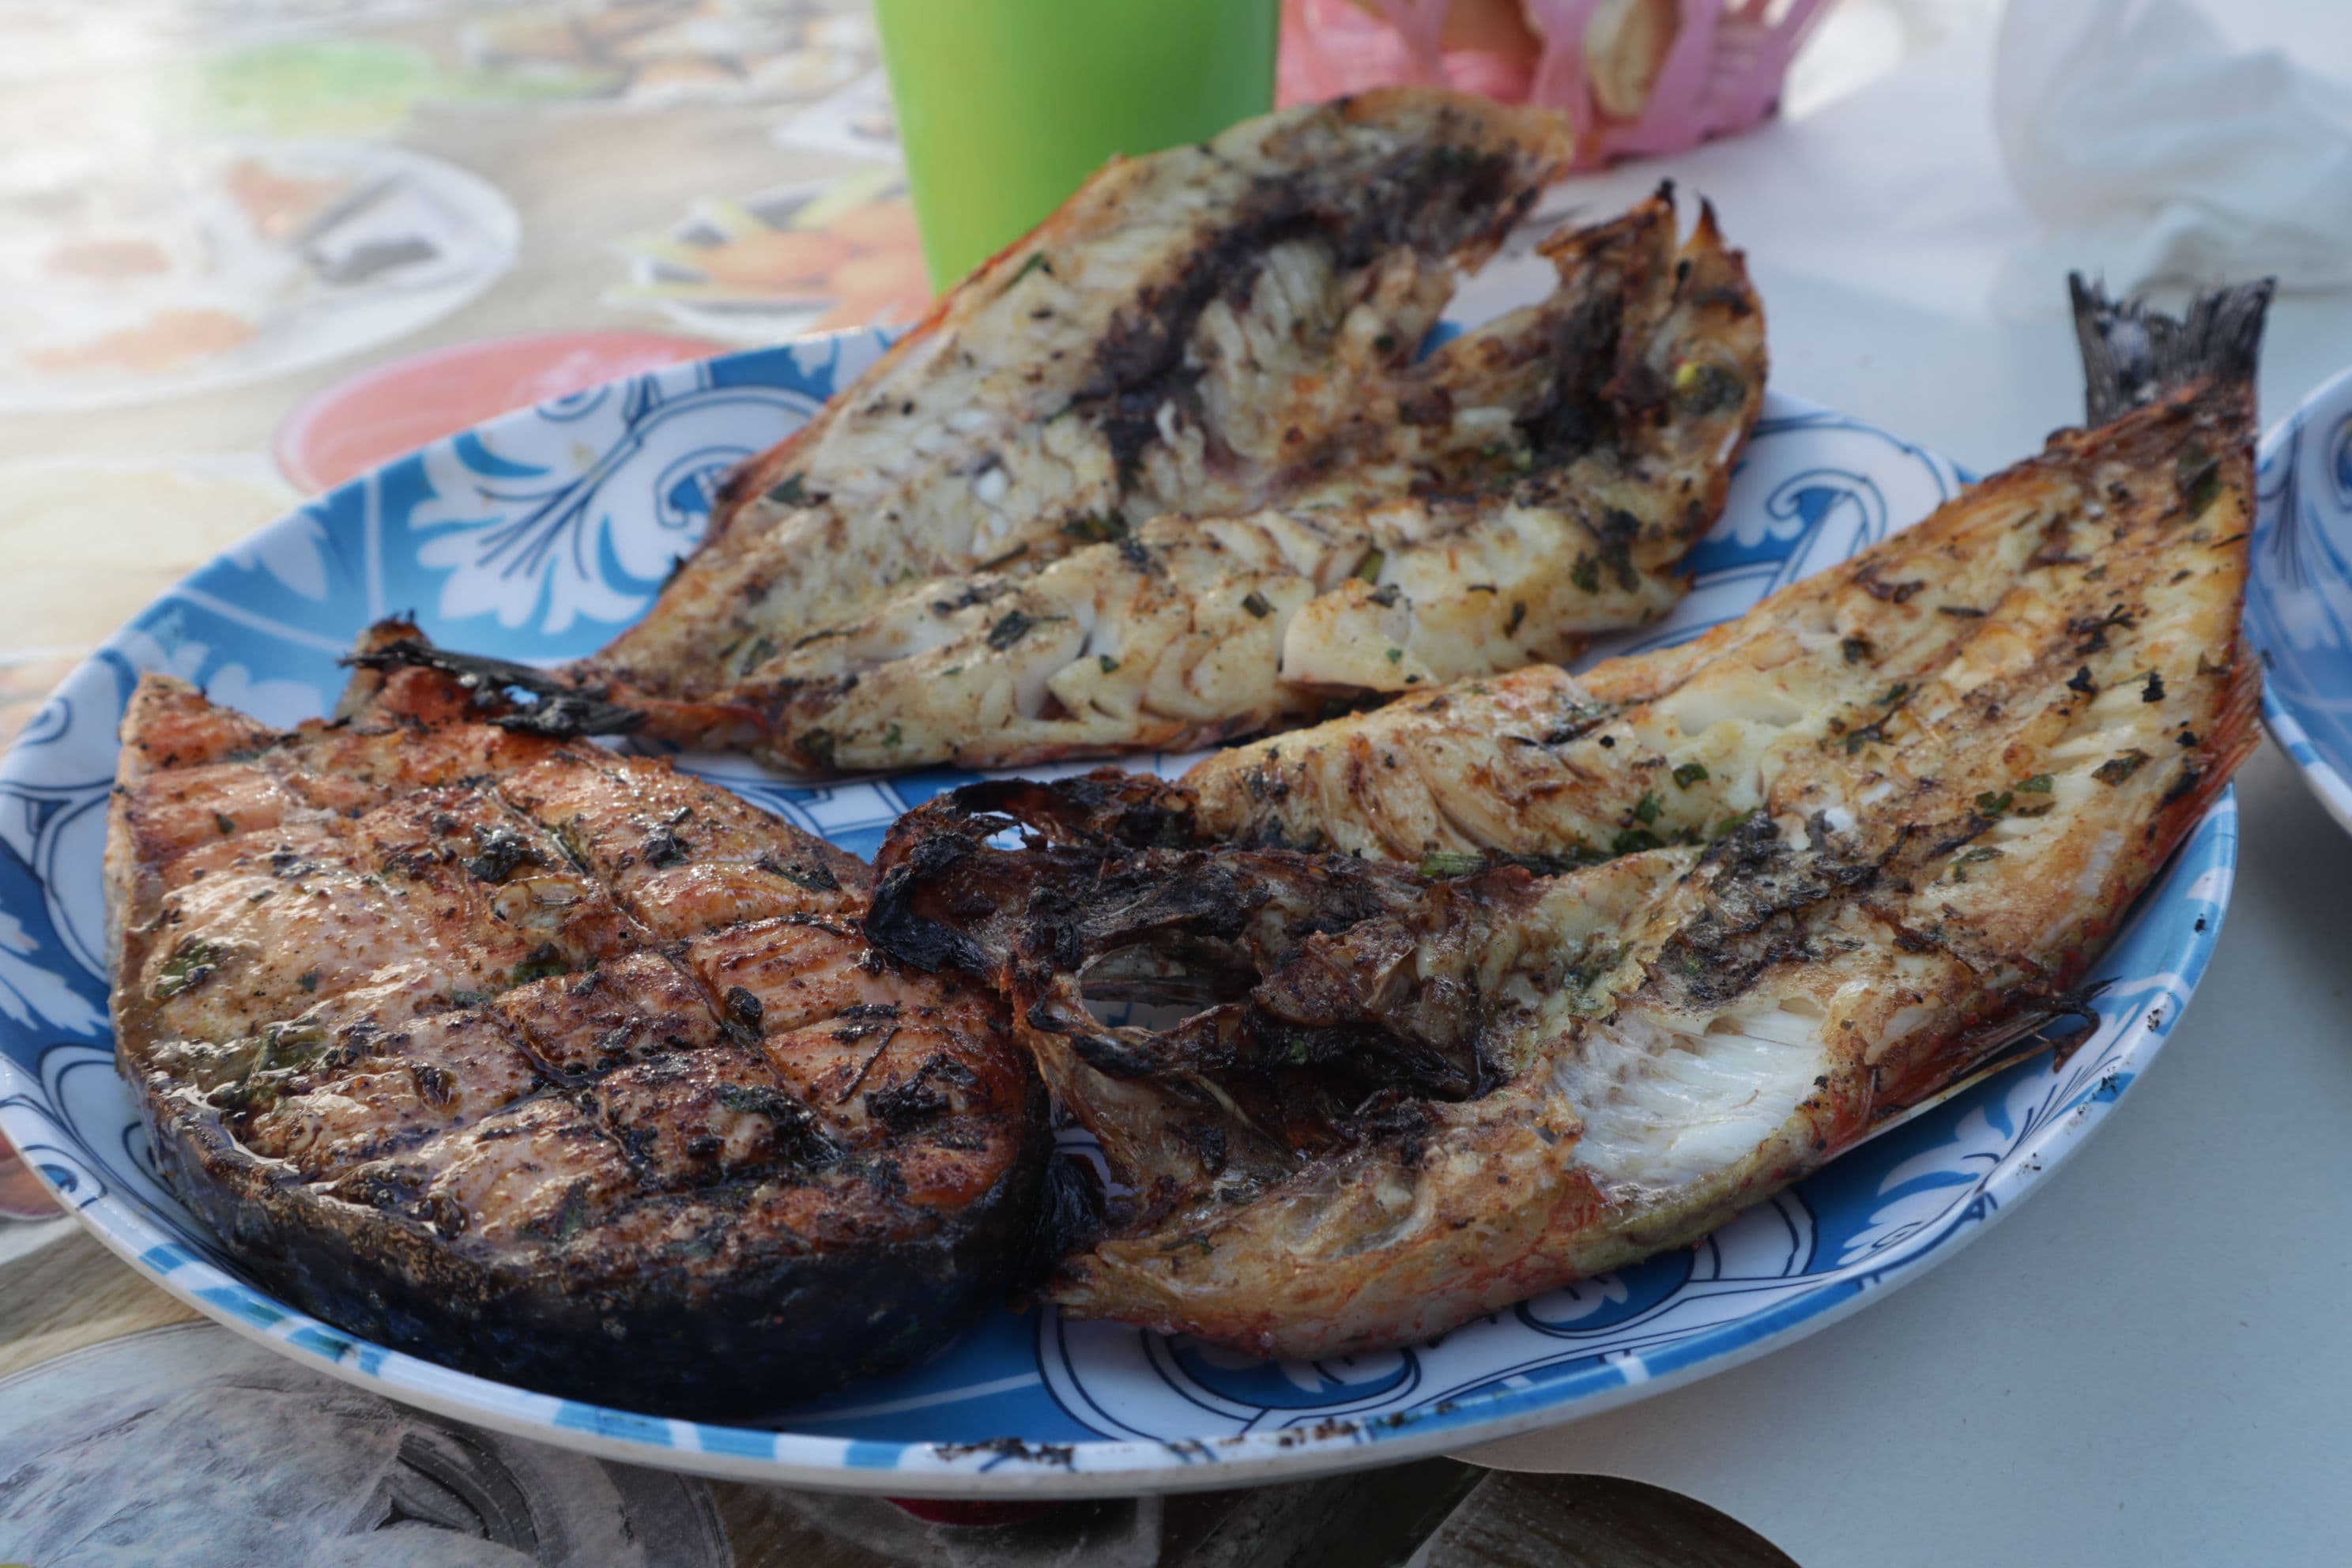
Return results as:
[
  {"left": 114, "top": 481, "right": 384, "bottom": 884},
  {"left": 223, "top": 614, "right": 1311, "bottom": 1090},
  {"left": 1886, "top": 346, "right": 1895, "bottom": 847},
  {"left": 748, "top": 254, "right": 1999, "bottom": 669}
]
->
[
  {"left": 562, "top": 89, "right": 1577, "bottom": 763},
  {"left": 869, "top": 279, "right": 2270, "bottom": 1361},
  {"left": 105, "top": 621, "right": 1049, "bottom": 1418}
]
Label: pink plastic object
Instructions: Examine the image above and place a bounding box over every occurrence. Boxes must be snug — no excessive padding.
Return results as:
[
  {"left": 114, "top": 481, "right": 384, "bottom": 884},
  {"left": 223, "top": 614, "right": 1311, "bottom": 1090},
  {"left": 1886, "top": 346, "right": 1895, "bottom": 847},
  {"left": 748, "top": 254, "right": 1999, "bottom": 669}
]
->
[{"left": 1279, "top": 0, "right": 1830, "bottom": 169}]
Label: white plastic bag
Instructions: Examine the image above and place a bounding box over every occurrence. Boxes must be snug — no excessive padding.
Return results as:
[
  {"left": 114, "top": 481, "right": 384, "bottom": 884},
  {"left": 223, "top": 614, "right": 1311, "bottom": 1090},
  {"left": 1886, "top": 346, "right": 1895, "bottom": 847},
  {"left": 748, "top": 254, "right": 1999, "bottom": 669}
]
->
[{"left": 1993, "top": 0, "right": 2352, "bottom": 304}]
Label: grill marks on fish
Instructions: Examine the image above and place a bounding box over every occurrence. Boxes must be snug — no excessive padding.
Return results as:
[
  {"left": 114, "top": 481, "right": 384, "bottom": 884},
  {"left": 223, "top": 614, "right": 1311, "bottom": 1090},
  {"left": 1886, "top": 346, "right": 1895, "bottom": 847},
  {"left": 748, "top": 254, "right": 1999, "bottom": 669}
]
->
[
  {"left": 107, "top": 625, "right": 1045, "bottom": 1415},
  {"left": 579, "top": 91, "right": 1575, "bottom": 747},
  {"left": 731, "top": 192, "right": 1766, "bottom": 772},
  {"left": 867, "top": 284, "right": 2267, "bottom": 1359}
]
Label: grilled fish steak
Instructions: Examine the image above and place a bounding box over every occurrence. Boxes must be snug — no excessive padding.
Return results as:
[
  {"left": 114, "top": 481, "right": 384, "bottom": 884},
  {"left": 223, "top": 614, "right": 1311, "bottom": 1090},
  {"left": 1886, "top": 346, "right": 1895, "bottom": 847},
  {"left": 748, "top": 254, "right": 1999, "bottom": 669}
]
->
[
  {"left": 106, "top": 624, "right": 1047, "bottom": 1415},
  {"left": 868, "top": 281, "right": 2270, "bottom": 1359},
  {"left": 575, "top": 89, "right": 1577, "bottom": 760},
  {"left": 747, "top": 191, "right": 1762, "bottom": 771}
]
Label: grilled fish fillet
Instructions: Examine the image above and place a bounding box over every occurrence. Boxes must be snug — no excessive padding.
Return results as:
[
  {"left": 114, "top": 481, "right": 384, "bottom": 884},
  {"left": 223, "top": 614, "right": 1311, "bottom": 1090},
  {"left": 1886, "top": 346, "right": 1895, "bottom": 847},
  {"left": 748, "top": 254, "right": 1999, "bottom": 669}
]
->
[
  {"left": 105, "top": 624, "right": 1051, "bottom": 1415},
  {"left": 745, "top": 191, "right": 1762, "bottom": 771},
  {"left": 866, "top": 280, "right": 2270, "bottom": 1359},
  {"left": 578, "top": 89, "right": 1576, "bottom": 756}
]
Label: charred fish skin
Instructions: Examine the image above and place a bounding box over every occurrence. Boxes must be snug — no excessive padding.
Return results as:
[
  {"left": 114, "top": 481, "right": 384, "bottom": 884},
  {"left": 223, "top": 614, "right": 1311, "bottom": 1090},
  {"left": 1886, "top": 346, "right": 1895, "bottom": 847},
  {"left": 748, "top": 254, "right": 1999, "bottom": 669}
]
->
[
  {"left": 574, "top": 89, "right": 1575, "bottom": 746},
  {"left": 873, "top": 281, "right": 2270, "bottom": 1361},
  {"left": 742, "top": 190, "right": 1764, "bottom": 774},
  {"left": 107, "top": 623, "right": 1048, "bottom": 1418}
]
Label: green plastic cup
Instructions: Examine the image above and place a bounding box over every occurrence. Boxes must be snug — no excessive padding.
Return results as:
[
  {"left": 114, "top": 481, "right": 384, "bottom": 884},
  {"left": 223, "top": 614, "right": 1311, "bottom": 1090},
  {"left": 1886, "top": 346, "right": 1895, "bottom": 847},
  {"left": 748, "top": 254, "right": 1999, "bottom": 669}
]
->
[{"left": 873, "top": 0, "right": 1280, "bottom": 290}]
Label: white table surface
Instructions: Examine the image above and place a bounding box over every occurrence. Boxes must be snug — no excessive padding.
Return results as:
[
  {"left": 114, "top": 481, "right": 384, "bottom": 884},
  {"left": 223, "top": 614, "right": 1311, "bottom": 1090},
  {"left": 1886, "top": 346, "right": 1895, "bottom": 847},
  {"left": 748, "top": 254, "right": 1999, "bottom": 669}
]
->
[{"left": 1446, "top": 4, "right": 2352, "bottom": 1562}]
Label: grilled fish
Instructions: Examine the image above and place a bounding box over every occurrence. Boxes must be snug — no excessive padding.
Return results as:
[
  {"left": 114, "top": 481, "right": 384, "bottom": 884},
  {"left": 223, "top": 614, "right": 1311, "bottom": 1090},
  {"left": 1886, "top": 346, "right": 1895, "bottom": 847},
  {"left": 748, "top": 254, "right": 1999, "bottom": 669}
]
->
[
  {"left": 575, "top": 89, "right": 1577, "bottom": 758},
  {"left": 744, "top": 191, "right": 1762, "bottom": 771},
  {"left": 867, "top": 280, "right": 2269, "bottom": 1360},
  {"left": 106, "top": 624, "right": 1051, "bottom": 1416}
]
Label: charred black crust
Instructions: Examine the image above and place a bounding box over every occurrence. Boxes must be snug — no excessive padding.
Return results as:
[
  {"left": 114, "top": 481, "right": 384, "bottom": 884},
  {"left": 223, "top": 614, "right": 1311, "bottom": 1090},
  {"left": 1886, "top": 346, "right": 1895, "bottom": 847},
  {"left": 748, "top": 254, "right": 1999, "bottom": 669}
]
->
[
  {"left": 1076, "top": 138, "right": 1540, "bottom": 484},
  {"left": 343, "top": 639, "right": 646, "bottom": 738},
  {"left": 1020, "top": 1149, "right": 1106, "bottom": 1289},
  {"left": 137, "top": 1071, "right": 1051, "bottom": 1420},
  {"left": 867, "top": 836, "right": 997, "bottom": 976}
]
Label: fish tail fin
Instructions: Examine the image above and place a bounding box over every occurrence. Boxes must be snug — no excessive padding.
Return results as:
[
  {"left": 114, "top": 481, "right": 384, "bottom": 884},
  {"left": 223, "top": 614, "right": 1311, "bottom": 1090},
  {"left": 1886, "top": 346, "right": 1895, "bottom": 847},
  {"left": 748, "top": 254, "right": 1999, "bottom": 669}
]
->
[
  {"left": 2070, "top": 275, "right": 2274, "bottom": 426},
  {"left": 2190, "top": 640, "right": 2267, "bottom": 825}
]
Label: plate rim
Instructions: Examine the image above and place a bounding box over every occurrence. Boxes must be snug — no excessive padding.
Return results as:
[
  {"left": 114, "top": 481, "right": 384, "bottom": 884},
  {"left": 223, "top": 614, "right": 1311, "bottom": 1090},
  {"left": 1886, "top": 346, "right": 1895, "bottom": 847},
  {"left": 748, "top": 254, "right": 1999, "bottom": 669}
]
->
[{"left": 0, "top": 336, "right": 2239, "bottom": 1494}]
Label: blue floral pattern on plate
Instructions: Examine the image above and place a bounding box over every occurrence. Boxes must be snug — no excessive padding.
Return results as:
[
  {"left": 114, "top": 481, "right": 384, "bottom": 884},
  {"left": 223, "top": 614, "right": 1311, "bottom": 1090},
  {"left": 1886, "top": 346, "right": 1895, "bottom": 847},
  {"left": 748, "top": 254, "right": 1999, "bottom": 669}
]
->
[
  {"left": 0, "top": 333, "right": 2237, "bottom": 1494},
  {"left": 2248, "top": 364, "right": 2352, "bottom": 835}
]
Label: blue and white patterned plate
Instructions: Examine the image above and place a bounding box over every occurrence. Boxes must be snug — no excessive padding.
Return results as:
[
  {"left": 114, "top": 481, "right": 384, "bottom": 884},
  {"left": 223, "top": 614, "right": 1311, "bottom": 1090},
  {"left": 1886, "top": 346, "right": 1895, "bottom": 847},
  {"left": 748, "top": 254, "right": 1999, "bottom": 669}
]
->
[
  {"left": 0, "top": 333, "right": 2236, "bottom": 1495},
  {"left": 2250, "top": 364, "right": 2352, "bottom": 836}
]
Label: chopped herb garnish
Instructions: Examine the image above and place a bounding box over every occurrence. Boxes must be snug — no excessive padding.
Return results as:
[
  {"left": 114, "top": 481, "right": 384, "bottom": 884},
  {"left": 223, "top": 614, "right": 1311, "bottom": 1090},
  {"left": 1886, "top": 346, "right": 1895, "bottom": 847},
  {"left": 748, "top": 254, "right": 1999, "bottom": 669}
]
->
[
  {"left": 1714, "top": 808, "right": 1757, "bottom": 839},
  {"left": 1570, "top": 557, "right": 1600, "bottom": 594},
  {"left": 152, "top": 940, "right": 226, "bottom": 1001},
  {"left": 1061, "top": 513, "right": 1128, "bottom": 545},
  {"left": 513, "top": 948, "right": 571, "bottom": 985},
  {"left": 765, "top": 473, "right": 807, "bottom": 507},
  {"left": 213, "top": 811, "right": 236, "bottom": 836},
  {"left": 1672, "top": 359, "right": 1745, "bottom": 411},
  {"left": 2177, "top": 450, "right": 2222, "bottom": 516},
  {"left": 1098, "top": 654, "right": 1120, "bottom": 674},
  {"left": 1355, "top": 549, "right": 1385, "bottom": 582},
  {"left": 1374, "top": 333, "right": 1397, "bottom": 353},
  {"left": 465, "top": 826, "right": 537, "bottom": 884},
  {"left": 737, "top": 635, "right": 777, "bottom": 675},
  {"left": 1672, "top": 762, "right": 1710, "bottom": 790},
  {"left": 772, "top": 858, "right": 840, "bottom": 893},
  {"left": 1241, "top": 590, "right": 1272, "bottom": 619},
  {"left": 2094, "top": 749, "right": 2151, "bottom": 785},
  {"left": 881, "top": 723, "right": 903, "bottom": 748},
  {"left": 1842, "top": 636, "right": 1875, "bottom": 664},
  {"left": 1385, "top": 647, "right": 1404, "bottom": 665},
  {"left": 640, "top": 824, "right": 689, "bottom": 867},
  {"left": 554, "top": 1185, "right": 592, "bottom": 1242},
  {"left": 1419, "top": 850, "right": 1484, "bottom": 878},
  {"left": 986, "top": 609, "right": 1035, "bottom": 649},
  {"left": 1633, "top": 791, "right": 1662, "bottom": 825},
  {"left": 1001, "top": 251, "right": 1053, "bottom": 291},
  {"left": 1975, "top": 790, "right": 2014, "bottom": 817},
  {"left": 1611, "top": 827, "right": 1664, "bottom": 854},
  {"left": 801, "top": 728, "right": 838, "bottom": 769},
  {"left": 1880, "top": 683, "right": 1911, "bottom": 706},
  {"left": 296, "top": 970, "right": 319, "bottom": 993},
  {"left": 2008, "top": 773, "right": 2058, "bottom": 817}
]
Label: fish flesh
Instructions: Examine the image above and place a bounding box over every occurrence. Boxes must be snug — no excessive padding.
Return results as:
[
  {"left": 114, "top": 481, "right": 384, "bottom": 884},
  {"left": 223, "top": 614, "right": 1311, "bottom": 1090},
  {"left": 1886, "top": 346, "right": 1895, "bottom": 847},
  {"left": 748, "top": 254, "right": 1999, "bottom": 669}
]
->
[
  {"left": 740, "top": 191, "right": 1762, "bottom": 771},
  {"left": 574, "top": 89, "right": 1577, "bottom": 760},
  {"left": 106, "top": 624, "right": 1054, "bottom": 1416},
  {"left": 865, "top": 280, "right": 2270, "bottom": 1359}
]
